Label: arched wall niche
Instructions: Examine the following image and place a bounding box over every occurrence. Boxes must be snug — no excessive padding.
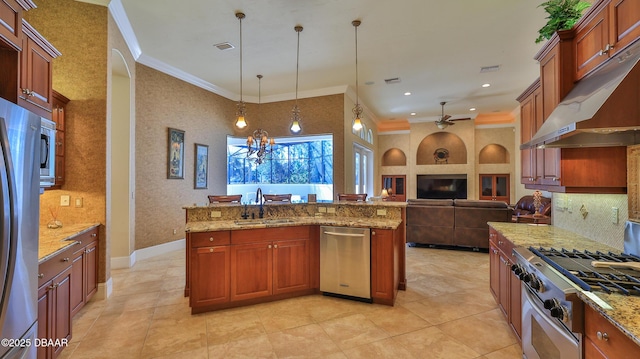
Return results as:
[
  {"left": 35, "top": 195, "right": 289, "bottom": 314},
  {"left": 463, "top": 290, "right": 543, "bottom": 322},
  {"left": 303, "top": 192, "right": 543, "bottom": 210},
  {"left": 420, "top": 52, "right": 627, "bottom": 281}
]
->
[
  {"left": 479, "top": 144, "right": 510, "bottom": 164},
  {"left": 381, "top": 148, "right": 407, "bottom": 166},
  {"left": 416, "top": 132, "right": 467, "bottom": 165}
]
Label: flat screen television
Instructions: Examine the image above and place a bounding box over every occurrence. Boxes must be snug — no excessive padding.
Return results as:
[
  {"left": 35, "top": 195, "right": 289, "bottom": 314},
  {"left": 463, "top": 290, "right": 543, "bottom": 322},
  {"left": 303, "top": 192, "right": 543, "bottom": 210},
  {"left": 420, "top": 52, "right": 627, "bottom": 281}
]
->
[{"left": 416, "top": 174, "right": 467, "bottom": 199}]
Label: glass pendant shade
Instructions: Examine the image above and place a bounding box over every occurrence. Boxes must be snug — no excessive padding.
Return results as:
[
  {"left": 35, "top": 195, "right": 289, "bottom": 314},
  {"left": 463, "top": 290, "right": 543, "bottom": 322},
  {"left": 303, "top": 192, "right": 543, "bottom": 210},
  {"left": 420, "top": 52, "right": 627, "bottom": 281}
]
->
[{"left": 353, "top": 117, "right": 363, "bottom": 131}]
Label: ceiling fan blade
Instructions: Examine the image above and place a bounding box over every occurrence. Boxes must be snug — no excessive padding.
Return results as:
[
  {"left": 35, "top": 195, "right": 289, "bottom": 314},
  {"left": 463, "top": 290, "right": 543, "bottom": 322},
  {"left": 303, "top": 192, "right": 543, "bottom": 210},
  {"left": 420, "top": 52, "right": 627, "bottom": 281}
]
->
[
  {"left": 441, "top": 114, "right": 451, "bottom": 121},
  {"left": 448, "top": 117, "right": 472, "bottom": 122}
]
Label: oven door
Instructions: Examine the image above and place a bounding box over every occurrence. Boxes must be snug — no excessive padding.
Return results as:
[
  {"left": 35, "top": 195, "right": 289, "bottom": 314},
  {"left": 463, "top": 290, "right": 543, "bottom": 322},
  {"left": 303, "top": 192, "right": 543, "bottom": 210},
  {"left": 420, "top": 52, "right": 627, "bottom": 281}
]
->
[{"left": 521, "top": 286, "right": 581, "bottom": 359}]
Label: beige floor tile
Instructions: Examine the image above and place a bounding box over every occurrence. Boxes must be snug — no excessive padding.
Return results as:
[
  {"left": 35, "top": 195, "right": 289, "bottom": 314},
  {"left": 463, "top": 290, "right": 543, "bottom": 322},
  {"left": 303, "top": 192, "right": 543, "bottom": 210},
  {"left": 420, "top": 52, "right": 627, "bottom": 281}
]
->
[
  {"left": 393, "top": 326, "right": 481, "bottom": 359},
  {"left": 208, "top": 334, "right": 276, "bottom": 358},
  {"left": 268, "top": 323, "right": 343, "bottom": 358},
  {"left": 436, "top": 308, "right": 518, "bottom": 355},
  {"left": 319, "top": 313, "right": 389, "bottom": 350},
  {"left": 156, "top": 288, "right": 189, "bottom": 307},
  {"left": 483, "top": 344, "right": 523, "bottom": 359},
  {"left": 148, "top": 347, "right": 209, "bottom": 359},
  {"left": 364, "top": 305, "right": 432, "bottom": 336},
  {"left": 205, "top": 307, "right": 266, "bottom": 345},
  {"left": 342, "top": 337, "right": 416, "bottom": 359},
  {"left": 141, "top": 315, "right": 208, "bottom": 358},
  {"left": 101, "top": 291, "right": 161, "bottom": 315}
]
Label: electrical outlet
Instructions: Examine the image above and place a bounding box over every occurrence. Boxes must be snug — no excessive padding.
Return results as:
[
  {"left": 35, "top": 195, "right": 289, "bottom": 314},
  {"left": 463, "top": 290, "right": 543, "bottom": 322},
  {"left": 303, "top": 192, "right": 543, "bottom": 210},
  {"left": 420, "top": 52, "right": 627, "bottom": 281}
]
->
[
  {"left": 567, "top": 198, "right": 573, "bottom": 213},
  {"left": 210, "top": 211, "right": 221, "bottom": 218},
  {"left": 318, "top": 207, "right": 327, "bottom": 213},
  {"left": 173, "top": 229, "right": 177, "bottom": 235},
  {"left": 327, "top": 207, "right": 336, "bottom": 214},
  {"left": 377, "top": 209, "right": 387, "bottom": 216},
  {"left": 60, "top": 195, "right": 70, "bottom": 207},
  {"left": 611, "top": 207, "right": 619, "bottom": 224}
]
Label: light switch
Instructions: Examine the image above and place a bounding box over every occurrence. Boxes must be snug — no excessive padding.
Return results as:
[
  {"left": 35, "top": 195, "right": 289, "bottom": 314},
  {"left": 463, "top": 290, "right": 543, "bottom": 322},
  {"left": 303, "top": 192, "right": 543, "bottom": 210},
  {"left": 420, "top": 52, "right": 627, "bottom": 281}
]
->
[
  {"left": 611, "top": 207, "right": 619, "bottom": 224},
  {"left": 75, "top": 197, "right": 83, "bottom": 208}
]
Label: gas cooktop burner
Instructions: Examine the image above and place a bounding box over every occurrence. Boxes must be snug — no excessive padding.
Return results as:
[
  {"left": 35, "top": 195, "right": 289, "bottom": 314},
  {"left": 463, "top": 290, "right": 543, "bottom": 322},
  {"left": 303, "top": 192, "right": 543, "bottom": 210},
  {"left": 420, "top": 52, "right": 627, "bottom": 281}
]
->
[{"left": 530, "top": 247, "right": 640, "bottom": 296}]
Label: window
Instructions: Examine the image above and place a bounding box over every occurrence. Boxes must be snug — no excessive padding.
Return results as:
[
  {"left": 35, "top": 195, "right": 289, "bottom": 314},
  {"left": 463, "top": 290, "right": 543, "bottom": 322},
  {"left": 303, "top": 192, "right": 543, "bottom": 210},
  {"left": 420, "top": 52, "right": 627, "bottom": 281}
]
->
[
  {"left": 227, "top": 134, "right": 334, "bottom": 201},
  {"left": 353, "top": 143, "right": 373, "bottom": 196}
]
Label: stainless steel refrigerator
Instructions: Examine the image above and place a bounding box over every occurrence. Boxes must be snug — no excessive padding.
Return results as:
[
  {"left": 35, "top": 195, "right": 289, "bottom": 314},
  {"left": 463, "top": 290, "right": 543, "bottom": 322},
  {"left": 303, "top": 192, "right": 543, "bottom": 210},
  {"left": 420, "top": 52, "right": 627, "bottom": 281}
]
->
[{"left": 0, "top": 97, "right": 40, "bottom": 359}]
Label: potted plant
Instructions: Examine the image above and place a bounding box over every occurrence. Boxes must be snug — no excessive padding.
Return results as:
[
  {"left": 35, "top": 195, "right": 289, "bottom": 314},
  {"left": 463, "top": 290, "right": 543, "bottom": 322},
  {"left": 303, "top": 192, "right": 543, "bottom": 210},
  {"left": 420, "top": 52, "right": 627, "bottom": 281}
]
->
[{"left": 535, "top": 0, "right": 591, "bottom": 43}]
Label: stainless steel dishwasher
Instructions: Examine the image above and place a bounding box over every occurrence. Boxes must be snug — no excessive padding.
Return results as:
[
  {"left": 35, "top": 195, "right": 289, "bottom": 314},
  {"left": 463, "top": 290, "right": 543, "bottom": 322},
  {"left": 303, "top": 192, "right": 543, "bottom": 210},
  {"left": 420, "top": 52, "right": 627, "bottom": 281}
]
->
[{"left": 320, "top": 226, "right": 371, "bottom": 301}]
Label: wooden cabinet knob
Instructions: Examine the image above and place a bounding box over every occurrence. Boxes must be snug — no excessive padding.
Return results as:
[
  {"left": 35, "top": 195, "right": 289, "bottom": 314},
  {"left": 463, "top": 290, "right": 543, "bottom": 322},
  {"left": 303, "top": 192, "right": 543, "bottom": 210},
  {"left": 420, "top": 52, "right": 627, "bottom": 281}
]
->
[
  {"left": 38, "top": 273, "right": 44, "bottom": 279},
  {"left": 62, "top": 257, "right": 70, "bottom": 262},
  {"left": 372, "top": 231, "right": 376, "bottom": 235},
  {"left": 268, "top": 244, "right": 272, "bottom": 249},
  {"left": 274, "top": 244, "right": 278, "bottom": 249},
  {"left": 209, "top": 237, "right": 214, "bottom": 242},
  {"left": 91, "top": 233, "right": 97, "bottom": 237}
]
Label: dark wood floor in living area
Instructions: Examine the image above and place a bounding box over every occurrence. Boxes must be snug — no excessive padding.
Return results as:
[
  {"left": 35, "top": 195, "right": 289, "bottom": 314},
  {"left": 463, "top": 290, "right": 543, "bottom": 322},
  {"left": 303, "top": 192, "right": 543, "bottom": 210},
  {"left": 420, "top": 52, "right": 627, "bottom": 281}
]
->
[{"left": 60, "top": 246, "right": 520, "bottom": 359}]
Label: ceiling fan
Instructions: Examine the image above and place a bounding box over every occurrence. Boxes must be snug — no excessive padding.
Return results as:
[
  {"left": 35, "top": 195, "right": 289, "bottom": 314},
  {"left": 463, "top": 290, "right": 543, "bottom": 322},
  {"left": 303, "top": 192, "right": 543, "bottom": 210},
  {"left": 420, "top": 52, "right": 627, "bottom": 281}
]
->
[{"left": 435, "top": 101, "right": 471, "bottom": 129}]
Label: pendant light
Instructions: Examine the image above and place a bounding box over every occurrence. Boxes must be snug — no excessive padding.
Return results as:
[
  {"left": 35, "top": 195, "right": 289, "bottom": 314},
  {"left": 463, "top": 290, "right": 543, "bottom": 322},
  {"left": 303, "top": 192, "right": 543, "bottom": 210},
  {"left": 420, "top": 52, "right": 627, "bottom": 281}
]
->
[
  {"left": 246, "top": 75, "right": 274, "bottom": 165},
  {"left": 352, "top": 19, "right": 363, "bottom": 131},
  {"left": 290, "top": 25, "right": 303, "bottom": 133},
  {"left": 234, "top": 12, "right": 247, "bottom": 129}
]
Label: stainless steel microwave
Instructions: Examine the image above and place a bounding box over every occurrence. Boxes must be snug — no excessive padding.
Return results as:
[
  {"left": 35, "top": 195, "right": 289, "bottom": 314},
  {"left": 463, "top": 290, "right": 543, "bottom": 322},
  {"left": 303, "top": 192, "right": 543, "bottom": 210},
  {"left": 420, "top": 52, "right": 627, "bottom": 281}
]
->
[{"left": 40, "top": 118, "right": 56, "bottom": 187}]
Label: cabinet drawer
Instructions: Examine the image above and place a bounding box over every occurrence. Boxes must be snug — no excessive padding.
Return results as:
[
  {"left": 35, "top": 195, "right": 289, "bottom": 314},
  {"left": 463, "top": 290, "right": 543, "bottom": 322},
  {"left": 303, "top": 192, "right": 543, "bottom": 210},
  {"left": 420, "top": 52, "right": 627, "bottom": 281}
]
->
[
  {"left": 231, "top": 226, "right": 310, "bottom": 245},
  {"left": 38, "top": 245, "right": 74, "bottom": 287},
  {"left": 71, "top": 227, "right": 98, "bottom": 255},
  {"left": 584, "top": 304, "right": 640, "bottom": 358},
  {"left": 190, "top": 231, "right": 230, "bottom": 247}
]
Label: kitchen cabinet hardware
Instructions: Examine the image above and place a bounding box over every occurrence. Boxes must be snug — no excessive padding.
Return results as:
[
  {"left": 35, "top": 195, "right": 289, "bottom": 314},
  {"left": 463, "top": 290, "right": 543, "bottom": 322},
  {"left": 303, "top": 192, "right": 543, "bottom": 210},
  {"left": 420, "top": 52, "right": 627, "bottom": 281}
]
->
[
  {"left": 596, "top": 331, "right": 609, "bottom": 341},
  {"left": 599, "top": 43, "right": 614, "bottom": 56},
  {"left": 62, "top": 257, "right": 69, "bottom": 262},
  {"left": 38, "top": 273, "right": 44, "bottom": 279},
  {"left": 209, "top": 237, "right": 214, "bottom": 242}
]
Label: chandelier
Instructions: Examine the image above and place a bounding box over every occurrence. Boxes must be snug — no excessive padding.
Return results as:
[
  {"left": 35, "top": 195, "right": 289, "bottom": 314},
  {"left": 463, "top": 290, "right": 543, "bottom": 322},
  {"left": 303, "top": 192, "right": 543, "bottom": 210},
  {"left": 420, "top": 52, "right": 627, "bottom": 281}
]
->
[
  {"left": 246, "top": 75, "right": 274, "bottom": 164},
  {"left": 290, "top": 25, "right": 303, "bottom": 133},
  {"left": 235, "top": 12, "right": 247, "bottom": 129},
  {"left": 246, "top": 129, "right": 274, "bottom": 165},
  {"left": 351, "top": 19, "right": 363, "bottom": 131}
]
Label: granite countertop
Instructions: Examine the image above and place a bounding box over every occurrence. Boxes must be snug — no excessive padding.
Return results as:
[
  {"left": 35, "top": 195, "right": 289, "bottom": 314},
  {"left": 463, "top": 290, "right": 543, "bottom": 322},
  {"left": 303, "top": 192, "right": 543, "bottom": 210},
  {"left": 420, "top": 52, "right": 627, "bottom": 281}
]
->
[
  {"left": 488, "top": 222, "right": 640, "bottom": 347},
  {"left": 186, "top": 216, "right": 402, "bottom": 233},
  {"left": 183, "top": 200, "right": 408, "bottom": 210},
  {"left": 39, "top": 223, "right": 100, "bottom": 263}
]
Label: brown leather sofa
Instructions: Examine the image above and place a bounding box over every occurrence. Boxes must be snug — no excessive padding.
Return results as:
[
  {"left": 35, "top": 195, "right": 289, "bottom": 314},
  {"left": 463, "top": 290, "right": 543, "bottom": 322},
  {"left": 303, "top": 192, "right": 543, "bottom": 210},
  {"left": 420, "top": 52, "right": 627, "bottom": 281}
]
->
[
  {"left": 407, "top": 199, "right": 513, "bottom": 250},
  {"left": 511, "top": 195, "right": 551, "bottom": 222}
]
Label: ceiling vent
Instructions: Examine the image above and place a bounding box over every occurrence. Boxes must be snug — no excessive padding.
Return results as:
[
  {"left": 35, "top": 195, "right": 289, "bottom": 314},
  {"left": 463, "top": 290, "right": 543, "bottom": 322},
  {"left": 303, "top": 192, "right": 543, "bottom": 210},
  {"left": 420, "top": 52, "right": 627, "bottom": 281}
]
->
[
  {"left": 384, "top": 77, "right": 401, "bottom": 84},
  {"left": 480, "top": 65, "right": 500, "bottom": 73},
  {"left": 213, "top": 42, "right": 235, "bottom": 51}
]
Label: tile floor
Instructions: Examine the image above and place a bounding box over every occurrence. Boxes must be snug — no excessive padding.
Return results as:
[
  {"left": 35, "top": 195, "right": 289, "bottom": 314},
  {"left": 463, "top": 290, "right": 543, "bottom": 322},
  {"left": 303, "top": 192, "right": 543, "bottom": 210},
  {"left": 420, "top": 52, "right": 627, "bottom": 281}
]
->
[{"left": 60, "top": 246, "right": 522, "bottom": 359}]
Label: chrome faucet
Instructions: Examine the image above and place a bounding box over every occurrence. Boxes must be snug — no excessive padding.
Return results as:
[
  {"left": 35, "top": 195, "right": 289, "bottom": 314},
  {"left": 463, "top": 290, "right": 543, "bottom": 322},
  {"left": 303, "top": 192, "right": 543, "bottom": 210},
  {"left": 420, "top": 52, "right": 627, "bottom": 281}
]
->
[{"left": 256, "top": 188, "right": 264, "bottom": 218}]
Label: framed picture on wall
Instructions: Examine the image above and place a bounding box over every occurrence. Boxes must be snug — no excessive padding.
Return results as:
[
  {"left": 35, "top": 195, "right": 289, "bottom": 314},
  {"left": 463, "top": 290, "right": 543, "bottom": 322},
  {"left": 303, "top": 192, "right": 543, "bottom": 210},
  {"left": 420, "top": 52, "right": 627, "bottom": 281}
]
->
[
  {"left": 194, "top": 143, "right": 208, "bottom": 189},
  {"left": 168, "top": 128, "right": 185, "bottom": 179}
]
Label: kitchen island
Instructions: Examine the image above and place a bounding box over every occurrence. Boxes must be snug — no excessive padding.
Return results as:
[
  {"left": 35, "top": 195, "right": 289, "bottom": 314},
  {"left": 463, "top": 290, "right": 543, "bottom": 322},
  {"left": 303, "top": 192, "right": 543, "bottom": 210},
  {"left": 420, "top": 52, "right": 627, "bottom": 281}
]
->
[
  {"left": 184, "top": 201, "right": 406, "bottom": 313},
  {"left": 488, "top": 222, "right": 640, "bottom": 355}
]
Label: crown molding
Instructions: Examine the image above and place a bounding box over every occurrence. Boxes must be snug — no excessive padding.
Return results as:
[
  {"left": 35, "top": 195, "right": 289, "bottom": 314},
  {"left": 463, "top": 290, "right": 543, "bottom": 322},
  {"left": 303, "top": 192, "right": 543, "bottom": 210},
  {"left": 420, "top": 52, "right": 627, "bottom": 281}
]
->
[
  {"left": 76, "top": 0, "right": 110, "bottom": 6},
  {"left": 108, "top": 0, "right": 141, "bottom": 59}
]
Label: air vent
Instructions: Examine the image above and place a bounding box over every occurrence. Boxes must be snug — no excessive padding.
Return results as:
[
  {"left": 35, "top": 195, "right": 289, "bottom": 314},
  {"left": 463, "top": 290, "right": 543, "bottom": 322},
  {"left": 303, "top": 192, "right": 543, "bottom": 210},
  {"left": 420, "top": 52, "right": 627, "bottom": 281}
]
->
[
  {"left": 213, "top": 42, "right": 235, "bottom": 51},
  {"left": 384, "top": 77, "right": 401, "bottom": 84},
  {"left": 480, "top": 65, "right": 500, "bottom": 73}
]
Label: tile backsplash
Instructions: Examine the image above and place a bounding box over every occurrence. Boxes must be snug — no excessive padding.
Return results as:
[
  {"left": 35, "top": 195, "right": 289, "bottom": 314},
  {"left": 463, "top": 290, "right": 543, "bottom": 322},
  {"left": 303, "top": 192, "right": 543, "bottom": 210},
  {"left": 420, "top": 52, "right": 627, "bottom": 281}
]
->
[{"left": 552, "top": 193, "right": 627, "bottom": 251}]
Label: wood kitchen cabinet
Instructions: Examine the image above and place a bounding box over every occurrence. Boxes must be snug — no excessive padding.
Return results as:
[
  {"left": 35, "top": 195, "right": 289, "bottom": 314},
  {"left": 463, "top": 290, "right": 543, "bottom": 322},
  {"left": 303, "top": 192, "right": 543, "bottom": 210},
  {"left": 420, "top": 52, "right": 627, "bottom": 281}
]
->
[
  {"left": 189, "top": 231, "right": 231, "bottom": 308},
  {"left": 37, "top": 246, "right": 74, "bottom": 359},
  {"left": 0, "top": 0, "right": 23, "bottom": 50},
  {"left": 371, "top": 228, "right": 400, "bottom": 305},
  {"left": 69, "top": 227, "right": 98, "bottom": 317},
  {"left": 517, "top": 80, "right": 543, "bottom": 186},
  {"left": 479, "top": 174, "right": 509, "bottom": 203},
  {"left": 575, "top": 0, "right": 640, "bottom": 80},
  {"left": 584, "top": 304, "right": 640, "bottom": 359},
  {"left": 51, "top": 90, "right": 68, "bottom": 189},
  {"left": 489, "top": 227, "right": 521, "bottom": 343}
]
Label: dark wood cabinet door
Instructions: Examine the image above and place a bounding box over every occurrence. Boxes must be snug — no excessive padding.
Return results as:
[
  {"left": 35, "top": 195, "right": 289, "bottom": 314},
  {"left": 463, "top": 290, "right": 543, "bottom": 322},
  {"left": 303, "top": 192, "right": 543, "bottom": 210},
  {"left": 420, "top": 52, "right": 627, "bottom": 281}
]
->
[
  {"left": 85, "top": 240, "right": 98, "bottom": 300},
  {"left": 489, "top": 243, "right": 500, "bottom": 303},
  {"left": 382, "top": 175, "right": 406, "bottom": 202},
  {"left": 190, "top": 246, "right": 230, "bottom": 307},
  {"left": 37, "top": 281, "right": 52, "bottom": 359},
  {"left": 0, "top": 0, "right": 22, "bottom": 50},
  {"left": 53, "top": 266, "right": 72, "bottom": 358},
  {"left": 479, "top": 174, "right": 510, "bottom": 203},
  {"left": 497, "top": 252, "right": 510, "bottom": 317},
  {"left": 509, "top": 264, "right": 522, "bottom": 341},
  {"left": 70, "top": 250, "right": 84, "bottom": 317},
  {"left": 18, "top": 33, "right": 53, "bottom": 115},
  {"left": 371, "top": 228, "right": 397, "bottom": 304},
  {"left": 575, "top": 2, "right": 611, "bottom": 80},
  {"left": 273, "top": 239, "right": 310, "bottom": 295},
  {"left": 230, "top": 242, "right": 272, "bottom": 301},
  {"left": 609, "top": 0, "right": 640, "bottom": 56}
]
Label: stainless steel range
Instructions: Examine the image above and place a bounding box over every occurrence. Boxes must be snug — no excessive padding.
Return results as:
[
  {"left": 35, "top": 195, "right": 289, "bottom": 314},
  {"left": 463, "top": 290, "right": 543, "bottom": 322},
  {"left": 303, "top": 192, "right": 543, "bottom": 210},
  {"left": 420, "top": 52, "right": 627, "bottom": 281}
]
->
[{"left": 513, "top": 246, "right": 640, "bottom": 359}]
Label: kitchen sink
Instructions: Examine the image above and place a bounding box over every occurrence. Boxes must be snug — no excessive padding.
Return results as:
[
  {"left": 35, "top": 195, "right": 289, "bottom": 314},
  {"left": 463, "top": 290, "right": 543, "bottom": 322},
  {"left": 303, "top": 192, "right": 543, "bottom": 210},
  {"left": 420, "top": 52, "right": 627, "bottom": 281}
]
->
[{"left": 234, "top": 218, "right": 296, "bottom": 226}]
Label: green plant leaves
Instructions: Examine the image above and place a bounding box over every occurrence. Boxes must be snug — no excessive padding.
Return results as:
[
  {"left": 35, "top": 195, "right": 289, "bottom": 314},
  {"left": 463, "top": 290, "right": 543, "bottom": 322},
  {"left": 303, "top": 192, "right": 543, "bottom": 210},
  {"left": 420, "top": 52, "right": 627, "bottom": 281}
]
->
[{"left": 536, "top": 0, "right": 591, "bottom": 43}]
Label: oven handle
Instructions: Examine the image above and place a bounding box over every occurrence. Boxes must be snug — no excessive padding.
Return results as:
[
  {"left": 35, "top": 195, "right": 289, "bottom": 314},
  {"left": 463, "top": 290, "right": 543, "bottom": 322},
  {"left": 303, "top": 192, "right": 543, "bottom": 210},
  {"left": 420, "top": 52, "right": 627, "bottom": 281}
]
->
[{"left": 523, "top": 285, "right": 579, "bottom": 344}]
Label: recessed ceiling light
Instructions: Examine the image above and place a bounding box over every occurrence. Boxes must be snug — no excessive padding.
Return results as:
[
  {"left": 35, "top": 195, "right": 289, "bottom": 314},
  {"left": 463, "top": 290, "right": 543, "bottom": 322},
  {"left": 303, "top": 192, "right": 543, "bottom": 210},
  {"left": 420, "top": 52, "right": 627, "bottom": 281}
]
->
[
  {"left": 482, "top": 83, "right": 491, "bottom": 88},
  {"left": 213, "top": 42, "right": 234, "bottom": 50},
  {"left": 404, "top": 92, "right": 411, "bottom": 96},
  {"left": 469, "top": 108, "right": 476, "bottom": 111},
  {"left": 410, "top": 112, "right": 416, "bottom": 116}
]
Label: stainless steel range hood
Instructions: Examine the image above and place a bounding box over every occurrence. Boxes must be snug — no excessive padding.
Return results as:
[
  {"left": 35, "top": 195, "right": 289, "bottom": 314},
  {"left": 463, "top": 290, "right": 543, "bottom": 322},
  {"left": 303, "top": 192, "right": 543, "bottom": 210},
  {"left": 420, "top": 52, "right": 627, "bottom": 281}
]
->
[{"left": 521, "top": 40, "right": 640, "bottom": 149}]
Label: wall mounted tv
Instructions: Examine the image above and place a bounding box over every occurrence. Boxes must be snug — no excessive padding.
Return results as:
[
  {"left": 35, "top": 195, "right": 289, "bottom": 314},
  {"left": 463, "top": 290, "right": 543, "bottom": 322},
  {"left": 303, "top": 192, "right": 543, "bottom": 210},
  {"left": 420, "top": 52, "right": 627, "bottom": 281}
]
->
[{"left": 416, "top": 174, "right": 467, "bottom": 199}]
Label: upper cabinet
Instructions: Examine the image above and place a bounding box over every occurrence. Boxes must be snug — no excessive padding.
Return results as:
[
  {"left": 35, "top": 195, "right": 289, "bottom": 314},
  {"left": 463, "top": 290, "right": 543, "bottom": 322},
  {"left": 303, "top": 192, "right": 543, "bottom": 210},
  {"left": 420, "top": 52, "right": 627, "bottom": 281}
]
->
[
  {"left": 575, "top": 0, "right": 640, "bottom": 80},
  {"left": 0, "top": 4, "right": 60, "bottom": 119}
]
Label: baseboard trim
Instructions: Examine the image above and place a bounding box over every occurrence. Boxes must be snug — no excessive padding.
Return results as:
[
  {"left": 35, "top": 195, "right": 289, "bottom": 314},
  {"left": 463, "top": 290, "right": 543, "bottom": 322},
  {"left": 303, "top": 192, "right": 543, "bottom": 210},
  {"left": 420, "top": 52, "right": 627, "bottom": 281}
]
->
[
  {"left": 96, "top": 277, "right": 113, "bottom": 299},
  {"left": 110, "top": 238, "right": 185, "bottom": 269}
]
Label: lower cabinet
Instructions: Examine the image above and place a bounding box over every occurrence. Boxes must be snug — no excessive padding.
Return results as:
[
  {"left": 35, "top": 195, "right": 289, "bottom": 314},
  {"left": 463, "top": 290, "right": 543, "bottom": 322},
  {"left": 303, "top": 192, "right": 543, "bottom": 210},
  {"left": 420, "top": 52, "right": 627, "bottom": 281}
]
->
[
  {"left": 489, "top": 227, "right": 522, "bottom": 342},
  {"left": 37, "top": 265, "right": 72, "bottom": 359},
  {"left": 37, "top": 226, "right": 99, "bottom": 359},
  {"left": 371, "top": 228, "right": 399, "bottom": 305},
  {"left": 584, "top": 304, "right": 640, "bottom": 359}
]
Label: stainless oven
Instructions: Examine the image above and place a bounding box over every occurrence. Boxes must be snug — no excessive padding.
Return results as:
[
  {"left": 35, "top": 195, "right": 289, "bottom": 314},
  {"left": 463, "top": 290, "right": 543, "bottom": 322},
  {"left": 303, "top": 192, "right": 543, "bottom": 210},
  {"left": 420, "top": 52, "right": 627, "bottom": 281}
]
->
[
  {"left": 40, "top": 118, "right": 56, "bottom": 187},
  {"left": 513, "top": 247, "right": 583, "bottom": 359}
]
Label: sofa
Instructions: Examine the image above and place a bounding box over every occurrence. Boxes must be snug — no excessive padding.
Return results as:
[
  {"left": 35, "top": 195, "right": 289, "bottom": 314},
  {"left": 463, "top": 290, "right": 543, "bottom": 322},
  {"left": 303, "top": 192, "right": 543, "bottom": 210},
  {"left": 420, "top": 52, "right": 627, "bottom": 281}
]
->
[
  {"left": 511, "top": 195, "right": 551, "bottom": 222},
  {"left": 406, "top": 199, "right": 513, "bottom": 250}
]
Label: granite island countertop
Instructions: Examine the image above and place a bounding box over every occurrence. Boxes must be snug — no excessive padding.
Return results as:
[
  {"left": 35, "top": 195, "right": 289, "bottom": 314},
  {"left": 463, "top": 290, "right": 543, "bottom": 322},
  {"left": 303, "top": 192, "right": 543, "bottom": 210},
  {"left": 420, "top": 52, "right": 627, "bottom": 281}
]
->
[
  {"left": 39, "top": 223, "right": 100, "bottom": 263},
  {"left": 488, "top": 222, "right": 640, "bottom": 347},
  {"left": 186, "top": 216, "right": 402, "bottom": 233}
]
